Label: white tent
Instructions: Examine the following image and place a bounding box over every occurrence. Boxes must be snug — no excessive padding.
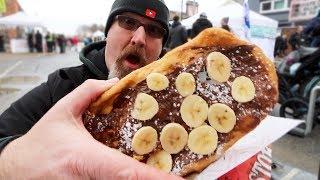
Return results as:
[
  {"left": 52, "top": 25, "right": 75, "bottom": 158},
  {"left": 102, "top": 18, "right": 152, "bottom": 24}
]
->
[
  {"left": 93, "top": 30, "right": 104, "bottom": 37},
  {"left": 182, "top": 0, "right": 278, "bottom": 59},
  {"left": 0, "top": 12, "right": 43, "bottom": 28}
]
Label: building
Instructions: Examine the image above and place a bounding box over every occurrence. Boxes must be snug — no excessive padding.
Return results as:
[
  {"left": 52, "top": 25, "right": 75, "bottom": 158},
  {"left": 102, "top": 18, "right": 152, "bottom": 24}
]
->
[
  {"left": 249, "top": 0, "right": 320, "bottom": 27},
  {"left": 0, "top": 0, "right": 22, "bottom": 39},
  {"left": 169, "top": 0, "right": 199, "bottom": 20},
  {"left": 0, "top": 0, "right": 21, "bottom": 17}
]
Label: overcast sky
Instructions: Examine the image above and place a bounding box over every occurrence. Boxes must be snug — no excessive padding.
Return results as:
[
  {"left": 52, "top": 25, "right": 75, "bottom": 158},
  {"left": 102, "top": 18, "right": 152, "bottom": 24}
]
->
[{"left": 17, "top": 0, "right": 215, "bottom": 35}]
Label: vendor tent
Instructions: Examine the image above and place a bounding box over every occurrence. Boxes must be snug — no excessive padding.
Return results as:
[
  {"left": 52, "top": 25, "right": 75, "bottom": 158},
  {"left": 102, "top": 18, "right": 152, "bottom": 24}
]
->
[
  {"left": 0, "top": 11, "right": 43, "bottom": 28},
  {"left": 93, "top": 30, "right": 104, "bottom": 37},
  {"left": 182, "top": 0, "right": 278, "bottom": 59}
]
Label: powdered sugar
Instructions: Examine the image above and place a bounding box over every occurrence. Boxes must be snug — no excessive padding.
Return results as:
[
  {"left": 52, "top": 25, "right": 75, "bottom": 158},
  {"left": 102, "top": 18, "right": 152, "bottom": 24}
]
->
[{"left": 120, "top": 120, "right": 142, "bottom": 151}]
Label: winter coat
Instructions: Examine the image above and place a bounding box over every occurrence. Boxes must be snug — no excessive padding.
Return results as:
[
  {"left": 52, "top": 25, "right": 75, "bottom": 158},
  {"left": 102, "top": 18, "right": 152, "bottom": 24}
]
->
[
  {"left": 191, "top": 18, "right": 213, "bottom": 38},
  {"left": 167, "top": 21, "right": 188, "bottom": 49},
  {"left": 303, "top": 17, "right": 320, "bottom": 37}
]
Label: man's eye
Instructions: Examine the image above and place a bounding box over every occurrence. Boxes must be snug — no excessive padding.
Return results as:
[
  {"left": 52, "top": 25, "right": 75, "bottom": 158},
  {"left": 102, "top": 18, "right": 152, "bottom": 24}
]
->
[
  {"left": 147, "top": 25, "right": 161, "bottom": 34},
  {"left": 124, "top": 18, "right": 136, "bottom": 26}
]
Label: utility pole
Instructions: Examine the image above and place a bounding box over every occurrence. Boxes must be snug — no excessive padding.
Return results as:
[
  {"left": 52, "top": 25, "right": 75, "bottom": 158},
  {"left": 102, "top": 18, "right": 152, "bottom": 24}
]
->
[{"left": 180, "top": 0, "right": 183, "bottom": 19}]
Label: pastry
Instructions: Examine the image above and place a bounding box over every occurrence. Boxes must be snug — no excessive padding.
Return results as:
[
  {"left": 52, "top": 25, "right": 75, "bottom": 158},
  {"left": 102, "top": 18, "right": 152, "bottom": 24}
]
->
[{"left": 83, "top": 28, "right": 278, "bottom": 176}]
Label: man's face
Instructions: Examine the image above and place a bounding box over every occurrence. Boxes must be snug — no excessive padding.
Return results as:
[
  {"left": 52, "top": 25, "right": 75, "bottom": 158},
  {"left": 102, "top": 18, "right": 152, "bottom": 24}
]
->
[{"left": 105, "top": 12, "right": 164, "bottom": 79}]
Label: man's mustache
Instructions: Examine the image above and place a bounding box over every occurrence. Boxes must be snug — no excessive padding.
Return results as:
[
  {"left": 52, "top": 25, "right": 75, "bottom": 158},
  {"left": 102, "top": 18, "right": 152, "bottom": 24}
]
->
[{"left": 116, "top": 44, "right": 147, "bottom": 66}]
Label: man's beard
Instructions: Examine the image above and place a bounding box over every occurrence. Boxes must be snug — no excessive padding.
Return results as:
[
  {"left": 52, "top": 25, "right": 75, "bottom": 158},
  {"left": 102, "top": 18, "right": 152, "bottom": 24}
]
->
[{"left": 108, "top": 44, "right": 147, "bottom": 79}]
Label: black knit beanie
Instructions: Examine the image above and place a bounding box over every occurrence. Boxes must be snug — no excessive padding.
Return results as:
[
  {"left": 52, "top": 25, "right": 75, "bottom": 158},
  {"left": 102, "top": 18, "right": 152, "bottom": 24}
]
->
[{"left": 104, "top": 0, "right": 170, "bottom": 46}]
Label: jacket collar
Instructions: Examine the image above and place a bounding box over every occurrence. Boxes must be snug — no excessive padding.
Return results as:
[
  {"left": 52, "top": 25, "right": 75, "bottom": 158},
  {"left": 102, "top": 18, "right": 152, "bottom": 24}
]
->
[{"left": 79, "top": 41, "right": 109, "bottom": 80}]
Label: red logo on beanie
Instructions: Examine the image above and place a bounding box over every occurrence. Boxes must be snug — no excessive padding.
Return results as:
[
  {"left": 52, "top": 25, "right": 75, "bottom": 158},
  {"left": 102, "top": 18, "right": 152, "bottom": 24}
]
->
[{"left": 146, "top": 9, "right": 156, "bottom": 18}]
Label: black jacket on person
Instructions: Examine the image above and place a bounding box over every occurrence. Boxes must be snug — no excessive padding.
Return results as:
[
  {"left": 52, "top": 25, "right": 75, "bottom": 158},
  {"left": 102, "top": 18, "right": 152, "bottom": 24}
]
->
[
  {"left": 27, "top": 33, "right": 34, "bottom": 47},
  {"left": 288, "top": 32, "right": 301, "bottom": 50},
  {"left": 191, "top": 18, "right": 213, "bottom": 38},
  {"left": 167, "top": 21, "right": 188, "bottom": 49},
  {"left": 0, "top": 41, "right": 109, "bottom": 152}
]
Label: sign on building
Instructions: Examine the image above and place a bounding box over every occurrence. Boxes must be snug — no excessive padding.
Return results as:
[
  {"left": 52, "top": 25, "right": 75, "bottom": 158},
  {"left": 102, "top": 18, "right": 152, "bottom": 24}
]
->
[
  {"left": 0, "top": 0, "right": 6, "bottom": 13},
  {"left": 289, "top": 0, "right": 320, "bottom": 22}
]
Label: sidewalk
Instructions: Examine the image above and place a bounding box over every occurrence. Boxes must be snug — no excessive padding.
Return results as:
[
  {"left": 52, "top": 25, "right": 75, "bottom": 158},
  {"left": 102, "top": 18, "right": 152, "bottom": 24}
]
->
[
  {"left": 0, "top": 52, "right": 55, "bottom": 62},
  {"left": 0, "top": 51, "right": 81, "bottom": 112}
]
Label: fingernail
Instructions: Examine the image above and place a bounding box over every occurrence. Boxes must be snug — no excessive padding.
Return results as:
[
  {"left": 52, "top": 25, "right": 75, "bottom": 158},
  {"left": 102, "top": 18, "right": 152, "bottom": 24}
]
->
[{"left": 108, "top": 77, "right": 119, "bottom": 83}]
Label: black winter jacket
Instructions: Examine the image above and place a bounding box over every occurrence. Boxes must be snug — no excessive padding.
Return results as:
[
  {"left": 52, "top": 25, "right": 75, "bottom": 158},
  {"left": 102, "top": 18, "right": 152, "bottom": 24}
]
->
[
  {"left": 0, "top": 41, "right": 109, "bottom": 152},
  {"left": 167, "top": 21, "right": 188, "bottom": 49},
  {"left": 191, "top": 18, "right": 213, "bottom": 38}
]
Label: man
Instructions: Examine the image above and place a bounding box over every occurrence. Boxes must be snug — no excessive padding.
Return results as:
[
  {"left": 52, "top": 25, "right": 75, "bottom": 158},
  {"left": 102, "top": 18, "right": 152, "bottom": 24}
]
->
[
  {"left": 35, "top": 30, "right": 43, "bottom": 52},
  {"left": 57, "top": 34, "right": 66, "bottom": 53},
  {"left": 191, "top": 12, "right": 212, "bottom": 38},
  {"left": 166, "top": 15, "right": 188, "bottom": 50},
  {"left": 0, "top": 0, "right": 180, "bottom": 178},
  {"left": 0, "top": 34, "right": 4, "bottom": 52},
  {"left": 274, "top": 34, "right": 288, "bottom": 57},
  {"left": 220, "top": 17, "right": 232, "bottom": 33},
  {"left": 27, "top": 31, "right": 35, "bottom": 53},
  {"left": 45, "top": 32, "right": 54, "bottom": 53},
  {"left": 289, "top": 26, "right": 302, "bottom": 51},
  {"left": 303, "top": 10, "right": 320, "bottom": 47}
]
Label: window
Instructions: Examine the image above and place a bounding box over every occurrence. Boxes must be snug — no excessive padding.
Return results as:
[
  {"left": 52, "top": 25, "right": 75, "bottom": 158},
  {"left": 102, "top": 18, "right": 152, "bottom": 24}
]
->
[
  {"left": 260, "top": 0, "right": 290, "bottom": 13},
  {"left": 262, "top": 2, "right": 272, "bottom": 11},
  {"left": 274, "top": 0, "right": 285, "bottom": 10}
]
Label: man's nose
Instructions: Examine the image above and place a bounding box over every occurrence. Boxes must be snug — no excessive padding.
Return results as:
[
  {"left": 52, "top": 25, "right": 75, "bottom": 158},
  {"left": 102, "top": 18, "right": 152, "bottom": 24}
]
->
[{"left": 130, "top": 26, "right": 146, "bottom": 47}]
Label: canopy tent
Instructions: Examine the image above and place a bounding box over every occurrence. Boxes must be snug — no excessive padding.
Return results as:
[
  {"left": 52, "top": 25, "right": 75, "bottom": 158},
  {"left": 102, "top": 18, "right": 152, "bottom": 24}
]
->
[
  {"left": 0, "top": 11, "right": 44, "bottom": 28},
  {"left": 182, "top": 0, "right": 278, "bottom": 59},
  {"left": 92, "top": 30, "right": 104, "bottom": 37}
]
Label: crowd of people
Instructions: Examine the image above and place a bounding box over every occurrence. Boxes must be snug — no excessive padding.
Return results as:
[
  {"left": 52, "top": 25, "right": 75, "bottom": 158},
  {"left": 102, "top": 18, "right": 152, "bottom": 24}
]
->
[
  {"left": 165, "top": 13, "right": 231, "bottom": 51},
  {"left": 274, "top": 11, "right": 320, "bottom": 57},
  {"left": 27, "top": 31, "right": 71, "bottom": 54},
  {"left": 0, "top": 30, "right": 93, "bottom": 54}
]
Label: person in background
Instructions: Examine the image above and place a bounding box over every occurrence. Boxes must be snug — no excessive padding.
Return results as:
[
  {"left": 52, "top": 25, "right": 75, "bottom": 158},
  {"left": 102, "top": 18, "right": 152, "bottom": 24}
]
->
[
  {"left": 45, "top": 32, "right": 54, "bottom": 53},
  {"left": 83, "top": 36, "right": 93, "bottom": 46},
  {"left": 52, "top": 34, "right": 57, "bottom": 52},
  {"left": 35, "top": 30, "right": 43, "bottom": 53},
  {"left": 71, "top": 36, "right": 79, "bottom": 52},
  {"left": 191, "top": 12, "right": 212, "bottom": 38},
  {"left": 274, "top": 34, "right": 288, "bottom": 57},
  {"left": 57, "top": 34, "right": 66, "bottom": 53},
  {"left": 220, "top": 17, "right": 232, "bottom": 32},
  {"left": 0, "top": 34, "right": 5, "bottom": 52},
  {"left": 27, "top": 31, "right": 35, "bottom": 53},
  {"left": 289, "top": 27, "right": 302, "bottom": 51},
  {"left": 302, "top": 10, "right": 320, "bottom": 47},
  {"left": 167, "top": 15, "right": 188, "bottom": 50}
]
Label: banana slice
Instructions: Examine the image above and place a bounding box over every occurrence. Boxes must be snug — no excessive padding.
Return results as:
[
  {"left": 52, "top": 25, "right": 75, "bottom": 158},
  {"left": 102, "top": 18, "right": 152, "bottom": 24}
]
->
[
  {"left": 208, "top": 103, "right": 236, "bottom": 133},
  {"left": 160, "top": 123, "right": 188, "bottom": 154},
  {"left": 131, "top": 93, "right": 159, "bottom": 121},
  {"left": 132, "top": 126, "right": 158, "bottom": 155},
  {"left": 206, "top": 52, "right": 231, "bottom": 83},
  {"left": 231, "top": 76, "right": 256, "bottom": 103},
  {"left": 146, "top": 73, "right": 169, "bottom": 91},
  {"left": 175, "top": 72, "right": 196, "bottom": 97},
  {"left": 180, "top": 95, "right": 208, "bottom": 128},
  {"left": 146, "top": 150, "right": 172, "bottom": 173},
  {"left": 187, "top": 125, "right": 218, "bottom": 155}
]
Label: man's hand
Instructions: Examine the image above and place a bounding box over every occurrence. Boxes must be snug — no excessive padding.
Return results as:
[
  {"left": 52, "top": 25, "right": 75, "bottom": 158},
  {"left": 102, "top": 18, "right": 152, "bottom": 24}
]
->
[{"left": 0, "top": 79, "right": 181, "bottom": 179}]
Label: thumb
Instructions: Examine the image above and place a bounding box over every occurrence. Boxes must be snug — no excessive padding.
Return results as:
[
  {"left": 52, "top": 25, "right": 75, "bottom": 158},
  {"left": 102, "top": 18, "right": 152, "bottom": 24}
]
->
[
  {"left": 79, "top": 143, "right": 183, "bottom": 180},
  {"left": 59, "top": 78, "right": 119, "bottom": 116}
]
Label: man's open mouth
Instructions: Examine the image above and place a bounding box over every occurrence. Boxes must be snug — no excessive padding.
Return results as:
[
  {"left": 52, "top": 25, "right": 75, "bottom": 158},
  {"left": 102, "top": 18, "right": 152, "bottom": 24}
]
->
[{"left": 123, "top": 54, "right": 141, "bottom": 69}]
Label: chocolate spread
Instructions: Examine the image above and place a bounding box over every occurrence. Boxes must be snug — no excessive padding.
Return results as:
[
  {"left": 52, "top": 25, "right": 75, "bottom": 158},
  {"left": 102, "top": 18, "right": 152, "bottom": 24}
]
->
[{"left": 83, "top": 45, "right": 278, "bottom": 174}]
